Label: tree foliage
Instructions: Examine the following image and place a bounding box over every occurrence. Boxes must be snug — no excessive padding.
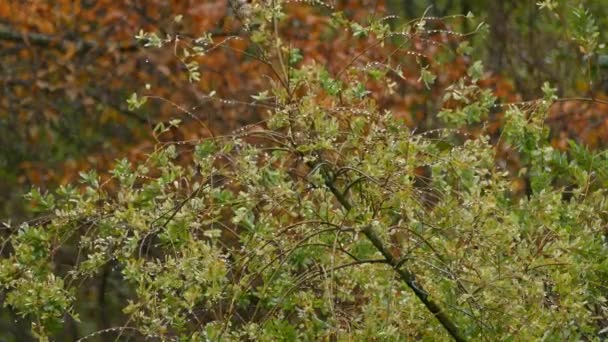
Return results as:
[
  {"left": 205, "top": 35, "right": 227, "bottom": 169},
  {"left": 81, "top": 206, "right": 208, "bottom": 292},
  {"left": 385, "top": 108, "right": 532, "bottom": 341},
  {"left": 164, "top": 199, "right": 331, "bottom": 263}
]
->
[
  {"left": 1, "top": 1, "right": 608, "bottom": 341},
  {"left": 0, "top": 0, "right": 266, "bottom": 217}
]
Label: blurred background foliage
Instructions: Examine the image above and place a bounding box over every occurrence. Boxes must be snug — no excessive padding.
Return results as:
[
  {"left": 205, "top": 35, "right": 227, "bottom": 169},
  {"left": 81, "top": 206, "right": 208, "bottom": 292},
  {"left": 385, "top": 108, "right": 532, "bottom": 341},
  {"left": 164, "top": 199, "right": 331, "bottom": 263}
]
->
[
  {"left": 0, "top": 0, "right": 268, "bottom": 219},
  {"left": 2, "top": 0, "right": 608, "bottom": 219},
  {"left": 1, "top": 0, "right": 607, "bottom": 338},
  {"left": 390, "top": 0, "right": 608, "bottom": 96}
]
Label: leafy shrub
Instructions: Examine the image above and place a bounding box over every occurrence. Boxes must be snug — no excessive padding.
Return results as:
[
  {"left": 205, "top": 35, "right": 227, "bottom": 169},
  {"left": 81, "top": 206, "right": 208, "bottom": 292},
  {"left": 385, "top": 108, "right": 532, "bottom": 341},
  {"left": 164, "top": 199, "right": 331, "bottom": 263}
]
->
[{"left": 1, "top": 1, "right": 608, "bottom": 340}]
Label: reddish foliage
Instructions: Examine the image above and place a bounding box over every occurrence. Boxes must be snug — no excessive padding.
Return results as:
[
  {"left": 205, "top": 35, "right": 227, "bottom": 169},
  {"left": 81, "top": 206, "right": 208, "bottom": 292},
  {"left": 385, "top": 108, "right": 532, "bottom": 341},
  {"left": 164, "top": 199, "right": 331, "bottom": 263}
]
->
[{"left": 1, "top": 0, "right": 606, "bottom": 205}]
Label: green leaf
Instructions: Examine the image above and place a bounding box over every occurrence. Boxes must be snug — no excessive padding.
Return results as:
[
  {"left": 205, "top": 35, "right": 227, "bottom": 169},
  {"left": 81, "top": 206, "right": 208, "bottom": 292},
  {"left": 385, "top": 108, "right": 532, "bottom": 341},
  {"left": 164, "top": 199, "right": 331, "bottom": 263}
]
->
[
  {"left": 350, "top": 22, "right": 369, "bottom": 37},
  {"left": 289, "top": 48, "right": 303, "bottom": 66},
  {"left": 251, "top": 90, "right": 271, "bottom": 101},
  {"left": 195, "top": 140, "right": 217, "bottom": 160},
  {"left": 419, "top": 67, "right": 436, "bottom": 89},
  {"left": 467, "top": 60, "right": 484, "bottom": 82},
  {"left": 126, "top": 92, "right": 147, "bottom": 110}
]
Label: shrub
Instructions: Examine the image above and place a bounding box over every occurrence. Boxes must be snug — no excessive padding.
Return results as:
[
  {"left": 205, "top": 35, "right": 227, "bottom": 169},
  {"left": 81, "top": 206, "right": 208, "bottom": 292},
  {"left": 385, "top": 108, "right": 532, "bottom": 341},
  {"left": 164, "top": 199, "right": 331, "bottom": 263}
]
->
[{"left": 1, "top": 1, "right": 608, "bottom": 340}]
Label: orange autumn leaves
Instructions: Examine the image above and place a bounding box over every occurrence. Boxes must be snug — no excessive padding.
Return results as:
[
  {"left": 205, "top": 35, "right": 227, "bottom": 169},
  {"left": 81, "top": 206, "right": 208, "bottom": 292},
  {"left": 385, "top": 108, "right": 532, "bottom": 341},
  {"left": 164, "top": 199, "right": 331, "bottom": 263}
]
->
[
  {"left": 0, "top": 1, "right": 259, "bottom": 189},
  {"left": 1, "top": 0, "right": 606, "bottom": 203}
]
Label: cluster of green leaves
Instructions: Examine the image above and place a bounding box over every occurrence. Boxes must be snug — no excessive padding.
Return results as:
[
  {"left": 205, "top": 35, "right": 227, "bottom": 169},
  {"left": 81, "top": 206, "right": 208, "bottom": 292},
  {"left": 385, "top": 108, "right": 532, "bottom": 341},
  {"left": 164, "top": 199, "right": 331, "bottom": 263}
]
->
[
  {"left": 2, "top": 1, "right": 608, "bottom": 341},
  {"left": 388, "top": 0, "right": 608, "bottom": 97}
]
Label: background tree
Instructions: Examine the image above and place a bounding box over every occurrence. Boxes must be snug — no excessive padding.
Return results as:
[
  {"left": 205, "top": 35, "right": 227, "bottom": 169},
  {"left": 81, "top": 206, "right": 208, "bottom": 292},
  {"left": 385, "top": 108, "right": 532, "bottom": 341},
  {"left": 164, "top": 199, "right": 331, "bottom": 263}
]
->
[
  {"left": 3, "top": 0, "right": 608, "bottom": 220},
  {"left": 0, "top": 0, "right": 268, "bottom": 218}
]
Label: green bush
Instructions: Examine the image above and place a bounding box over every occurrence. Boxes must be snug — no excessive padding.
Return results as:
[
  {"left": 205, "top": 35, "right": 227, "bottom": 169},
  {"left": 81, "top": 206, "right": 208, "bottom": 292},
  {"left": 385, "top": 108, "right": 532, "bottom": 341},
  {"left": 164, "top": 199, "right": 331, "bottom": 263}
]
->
[{"left": 2, "top": 2, "right": 608, "bottom": 340}]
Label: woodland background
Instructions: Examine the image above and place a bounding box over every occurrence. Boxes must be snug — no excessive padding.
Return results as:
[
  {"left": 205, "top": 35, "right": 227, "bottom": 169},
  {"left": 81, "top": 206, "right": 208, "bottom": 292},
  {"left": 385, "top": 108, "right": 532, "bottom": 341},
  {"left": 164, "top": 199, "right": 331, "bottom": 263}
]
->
[{"left": 1, "top": 0, "right": 608, "bottom": 340}]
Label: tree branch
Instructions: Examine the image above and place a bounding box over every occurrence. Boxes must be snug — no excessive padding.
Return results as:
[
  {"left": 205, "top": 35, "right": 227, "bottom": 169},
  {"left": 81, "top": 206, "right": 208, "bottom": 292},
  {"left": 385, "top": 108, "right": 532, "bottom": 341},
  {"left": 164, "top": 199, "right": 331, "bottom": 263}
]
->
[
  {"left": 360, "top": 224, "right": 466, "bottom": 341},
  {"left": 319, "top": 165, "right": 467, "bottom": 341},
  {"left": 0, "top": 25, "right": 139, "bottom": 53}
]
